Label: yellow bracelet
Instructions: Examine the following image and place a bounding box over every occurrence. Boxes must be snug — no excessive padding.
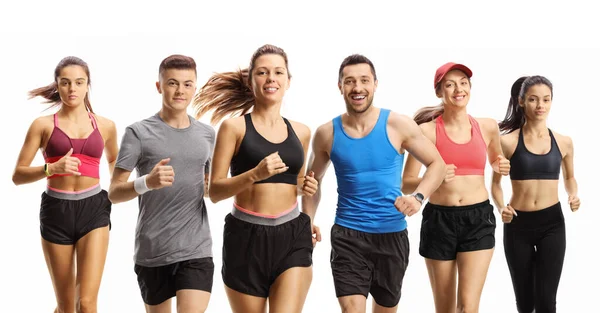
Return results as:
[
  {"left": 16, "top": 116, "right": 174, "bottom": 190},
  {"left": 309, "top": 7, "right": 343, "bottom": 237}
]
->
[{"left": 44, "top": 163, "right": 52, "bottom": 177}]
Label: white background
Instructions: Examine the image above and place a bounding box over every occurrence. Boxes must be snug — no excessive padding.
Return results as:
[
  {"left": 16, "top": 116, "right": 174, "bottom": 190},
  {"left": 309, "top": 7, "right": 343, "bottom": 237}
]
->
[{"left": 1, "top": 1, "right": 598, "bottom": 312}]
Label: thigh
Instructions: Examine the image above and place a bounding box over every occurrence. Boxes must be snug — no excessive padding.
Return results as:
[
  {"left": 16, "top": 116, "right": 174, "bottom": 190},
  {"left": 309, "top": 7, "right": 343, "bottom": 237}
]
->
[
  {"left": 419, "top": 205, "right": 458, "bottom": 260},
  {"left": 457, "top": 203, "right": 496, "bottom": 253},
  {"left": 268, "top": 266, "right": 312, "bottom": 313},
  {"left": 338, "top": 295, "right": 367, "bottom": 313},
  {"left": 225, "top": 286, "right": 267, "bottom": 313},
  {"left": 134, "top": 263, "right": 176, "bottom": 307},
  {"left": 176, "top": 289, "right": 210, "bottom": 313},
  {"left": 370, "top": 230, "right": 409, "bottom": 309},
  {"left": 75, "top": 226, "right": 110, "bottom": 305},
  {"left": 503, "top": 224, "right": 536, "bottom": 310},
  {"left": 330, "top": 224, "right": 372, "bottom": 299},
  {"left": 222, "top": 214, "right": 269, "bottom": 298},
  {"left": 41, "top": 238, "right": 76, "bottom": 311},
  {"left": 145, "top": 299, "right": 172, "bottom": 313},
  {"left": 456, "top": 248, "right": 494, "bottom": 311},
  {"left": 75, "top": 189, "right": 112, "bottom": 242},
  {"left": 535, "top": 222, "right": 566, "bottom": 311},
  {"left": 424, "top": 258, "right": 457, "bottom": 313}
]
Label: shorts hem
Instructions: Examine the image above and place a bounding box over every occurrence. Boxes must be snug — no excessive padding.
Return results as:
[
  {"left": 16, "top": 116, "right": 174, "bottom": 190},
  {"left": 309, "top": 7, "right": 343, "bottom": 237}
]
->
[{"left": 223, "top": 282, "right": 267, "bottom": 298}]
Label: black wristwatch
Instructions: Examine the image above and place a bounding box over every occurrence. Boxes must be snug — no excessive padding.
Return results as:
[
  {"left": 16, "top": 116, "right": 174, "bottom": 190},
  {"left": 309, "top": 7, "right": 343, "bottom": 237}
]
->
[{"left": 411, "top": 192, "right": 424, "bottom": 204}]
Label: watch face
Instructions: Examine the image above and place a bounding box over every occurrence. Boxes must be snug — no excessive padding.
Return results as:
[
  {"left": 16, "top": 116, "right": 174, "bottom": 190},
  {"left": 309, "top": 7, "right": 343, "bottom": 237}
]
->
[{"left": 415, "top": 193, "right": 424, "bottom": 202}]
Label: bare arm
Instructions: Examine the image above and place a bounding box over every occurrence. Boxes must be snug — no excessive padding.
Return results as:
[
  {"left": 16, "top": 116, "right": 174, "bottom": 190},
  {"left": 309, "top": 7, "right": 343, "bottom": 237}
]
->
[
  {"left": 301, "top": 123, "right": 332, "bottom": 222},
  {"left": 12, "top": 118, "right": 48, "bottom": 185},
  {"left": 561, "top": 135, "right": 579, "bottom": 210},
  {"left": 484, "top": 119, "right": 510, "bottom": 175},
  {"left": 491, "top": 134, "right": 513, "bottom": 210},
  {"left": 401, "top": 122, "right": 433, "bottom": 195},
  {"left": 108, "top": 168, "right": 137, "bottom": 203},
  {"left": 100, "top": 117, "right": 119, "bottom": 179},
  {"left": 399, "top": 116, "right": 445, "bottom": 199}
]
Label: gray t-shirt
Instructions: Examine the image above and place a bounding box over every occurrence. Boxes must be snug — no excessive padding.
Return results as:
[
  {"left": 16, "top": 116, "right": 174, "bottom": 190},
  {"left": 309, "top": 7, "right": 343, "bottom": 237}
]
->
[{"left": 115, "top": 113, "right": 215, "bottom": 267}]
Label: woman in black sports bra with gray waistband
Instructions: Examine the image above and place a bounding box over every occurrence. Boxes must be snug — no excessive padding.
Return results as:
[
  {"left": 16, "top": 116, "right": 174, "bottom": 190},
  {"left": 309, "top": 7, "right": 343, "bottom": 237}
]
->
[
  {"left": 193, "top": 44, "right": 318, "bottom": 313},
  {"left": 491, "top": 76, "right": 580, "bottom": 313}
]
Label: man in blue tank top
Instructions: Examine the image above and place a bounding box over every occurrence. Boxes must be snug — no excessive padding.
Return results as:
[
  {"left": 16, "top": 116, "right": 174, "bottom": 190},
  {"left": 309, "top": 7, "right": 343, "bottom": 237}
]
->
[{"left": 303, "top": 54, "right": 446, "bottom": 312}]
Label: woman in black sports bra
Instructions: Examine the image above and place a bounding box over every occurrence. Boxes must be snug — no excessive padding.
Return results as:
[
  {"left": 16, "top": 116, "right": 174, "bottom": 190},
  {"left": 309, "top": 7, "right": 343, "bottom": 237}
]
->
[
  {"left": 491, "top": 76, "right": 580, "bottom": 313},
  {"left": 193, "top": 44, "right": 318, "bottom": 313}
]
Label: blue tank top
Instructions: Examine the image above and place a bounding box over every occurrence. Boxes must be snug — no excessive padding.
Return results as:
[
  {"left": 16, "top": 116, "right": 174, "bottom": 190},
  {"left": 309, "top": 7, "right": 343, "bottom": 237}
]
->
[{"left": 330, "top": 109, "right": 406, "bottom": 233}]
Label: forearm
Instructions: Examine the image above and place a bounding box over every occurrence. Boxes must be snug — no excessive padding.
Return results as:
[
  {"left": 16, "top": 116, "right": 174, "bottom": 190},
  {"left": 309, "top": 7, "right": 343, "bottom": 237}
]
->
[
  {"left": 301, "top": 186, "right": 322, "bottom": 222},
  {"left": 412, "top": 161, "right": 445, "bottom": 198},
  {"left": 565, "top": 177, "right": 578, "bottom": 197},
  {"left": 108, "top": 181, "right": 139, "bottom": 204},
  {"left": 209, "top": 169, "right": 258, "bottom": 203},
  {"left": 401, "top": 176, "right": 422, "bottom": 195},
  {"left": 491, "top": 182, "right": 505, "bottom": 209},
  {"left": 12, "top": 165, "right": 48, "bottom": 185}
]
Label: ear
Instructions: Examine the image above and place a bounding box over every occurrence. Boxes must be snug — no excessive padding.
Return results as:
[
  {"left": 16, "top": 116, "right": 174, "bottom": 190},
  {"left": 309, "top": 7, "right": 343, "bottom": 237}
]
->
[
  {"left": 155, "top": 81, "right": 161, "bottom": 94},
  {"left": 286, "top": 76, "right": 291, "bottom": 90},
  {"left": 435, "top": 90, "right": 442, "bottom": 98},
  {"left": 338, "top": 82, "right": 343, "bottom": 94},
  {"left": 374, "top": 79, "right": 378, "bottom": 92}
]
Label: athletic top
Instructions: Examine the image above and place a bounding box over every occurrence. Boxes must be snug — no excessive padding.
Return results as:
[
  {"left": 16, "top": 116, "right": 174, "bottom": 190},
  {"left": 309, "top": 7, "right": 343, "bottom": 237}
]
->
[
  {"left": 509, "top": 129, "right": 562, "bottom": 180},
  {"left": 435, "top": 115, "right": 486, "bottom": 175},
  {"left": 331, "top": 108, "right": 406, "bottom": 233},
  {"left": 44, "top": 113, "right": 103, "bottom": 179},
  {"left": 230, "top": 114, "right": 304, "bottom": 185}
]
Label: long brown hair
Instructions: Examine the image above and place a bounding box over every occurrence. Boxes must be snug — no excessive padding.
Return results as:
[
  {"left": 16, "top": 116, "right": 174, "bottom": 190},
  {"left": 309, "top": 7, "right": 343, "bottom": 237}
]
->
[
  {"left": 28, "top": 56, "right": 94, "bottom": 113},
  {"left": 413, "top": 74, "right": 472, "bottom": 125},
  {"left": 193, "top": 44, "right": 291, "bottom": 125}
]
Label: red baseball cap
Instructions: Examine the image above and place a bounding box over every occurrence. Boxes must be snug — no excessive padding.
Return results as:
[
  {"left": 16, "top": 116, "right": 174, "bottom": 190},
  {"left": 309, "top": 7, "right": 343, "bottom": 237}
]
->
[{"left": 434, "top": 62, "right": 472, "bottom": 88}]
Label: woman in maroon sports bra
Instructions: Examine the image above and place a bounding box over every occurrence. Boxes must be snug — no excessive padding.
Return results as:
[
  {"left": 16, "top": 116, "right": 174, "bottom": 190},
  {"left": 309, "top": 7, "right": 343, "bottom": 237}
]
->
[
  {"left": 12, "top": 56, "right": 118, "bottom": 313},
  {"left": 402, "top": 62, "right": 511, "bottom": 313}
]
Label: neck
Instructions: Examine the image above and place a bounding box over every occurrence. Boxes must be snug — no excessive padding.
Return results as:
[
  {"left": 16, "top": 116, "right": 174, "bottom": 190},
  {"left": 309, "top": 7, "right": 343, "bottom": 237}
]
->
[
  {"left": 252, "top": 102, "right": 283, "bottom": 126},
  {"left": 441, "top": 105, "right": 469, "bottom": 125},
  {"left": 58, "top": 103, "right": 89, "bottom": 122},
  {"left": 522, "top": 119, "right": 548, "bottom": 136},
  {"left": 345, "top": 105, "right": 379, "bottom": 130},
  {"left": 159, "top": 107, "right": 190, "bottom": 128}
]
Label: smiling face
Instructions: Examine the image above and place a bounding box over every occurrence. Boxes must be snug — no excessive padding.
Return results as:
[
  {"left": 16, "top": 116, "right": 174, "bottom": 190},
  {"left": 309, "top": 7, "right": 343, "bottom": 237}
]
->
[
  {"left": 521, "top": 83, "right": 553, "bottom": 122},
  {"left": 156, "top": 68, "right": 197, "bottom": 111},
  {"left": 56, "top": 65, "right": 89, "bottom": 109},
  {"left": 338, "top": 63, "right": 378, "bottom": 114},
  {"left": 437, "top": 69, "right": 471, "bottom": 109},
  {"left": 249, "top": 54, "right": 290, "bottom": 106}
]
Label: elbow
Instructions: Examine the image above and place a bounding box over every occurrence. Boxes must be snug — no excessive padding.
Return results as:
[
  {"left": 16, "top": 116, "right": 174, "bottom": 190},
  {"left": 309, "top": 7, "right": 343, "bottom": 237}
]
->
[
  {"left": 401, "top": 180, "right": 414, "bottom": 195},
  {"left": 107, "top": 189, "right": 121, "bottom": 204},
  {"left": 208, "top": 190, "right": 221, "bottom": 204},
  {"left": 11, "top": 171, "right": 24, "bottom": 186}
]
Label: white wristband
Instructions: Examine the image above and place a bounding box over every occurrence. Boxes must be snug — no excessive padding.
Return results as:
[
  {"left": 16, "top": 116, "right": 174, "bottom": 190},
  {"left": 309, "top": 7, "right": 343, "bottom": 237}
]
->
[{"left": 134, "top": 175, "right": 151, "bottom": 195}]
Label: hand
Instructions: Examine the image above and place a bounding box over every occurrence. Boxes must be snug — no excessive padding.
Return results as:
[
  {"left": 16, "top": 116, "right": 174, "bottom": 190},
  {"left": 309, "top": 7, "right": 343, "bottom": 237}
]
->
[
  {"left": 49, "top": 148, "right": 81, "bottom": 176},
  {"left": 500, "top": 204, "right": 518, "bottom": 223},
  {"left": 146, "top": 158, "right": 174, "bottom": 190},
  {"left": 394, "top": 195, "right": 422, "bottom": 217},
  {"left": 300, "top": 171, "right": 318, "bottom": 196},
  {"left": 310, "top": 223, "right": 322, "bottom": 247},
  {"left": 492, "top": 154, "right": 510, "bottom": 176},
  {"left": 253, "top": 151, "right": 288, "bottom": 181},
  {"left": 444, "top": 164, "right": 457, "bottom": 183},
  {"left": 568, "top": 195, "right": 580, "bottom": 212}
]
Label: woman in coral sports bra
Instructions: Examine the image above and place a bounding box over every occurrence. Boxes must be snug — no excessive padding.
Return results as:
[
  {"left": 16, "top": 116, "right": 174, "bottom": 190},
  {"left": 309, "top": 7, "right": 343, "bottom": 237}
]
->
[
  {"left": 11, "top": 56, "right": 118, "bottom": 313},
  {"left": 402, "top": 62, "right": 510, "bottom": 313},
  {"left": 492, "top": 76, "right": 579, "bottom": 313}
]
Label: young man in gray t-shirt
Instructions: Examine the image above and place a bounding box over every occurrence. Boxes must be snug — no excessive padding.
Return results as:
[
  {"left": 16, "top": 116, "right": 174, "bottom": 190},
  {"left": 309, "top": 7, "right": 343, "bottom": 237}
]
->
[{"left": 109, "top": 55, "right": 215, "bottom": 312}]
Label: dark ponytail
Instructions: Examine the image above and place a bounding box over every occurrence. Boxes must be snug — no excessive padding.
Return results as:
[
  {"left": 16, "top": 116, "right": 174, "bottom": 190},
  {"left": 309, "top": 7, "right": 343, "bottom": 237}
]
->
[{"left": 499, "top": 75, "right": 553, "bottom": 134}]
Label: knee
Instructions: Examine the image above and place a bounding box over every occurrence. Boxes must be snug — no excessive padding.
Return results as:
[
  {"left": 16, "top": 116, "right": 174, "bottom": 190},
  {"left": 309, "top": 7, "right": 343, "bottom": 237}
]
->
[
  {"left": 55, "top": 301, "right": 75, "bottom": 313},
  {"left": 77, "top": 297, "right": 97, "bottom": 313},
  {"left": 456, "top": 303, "right": 479, "bottom": 313}
]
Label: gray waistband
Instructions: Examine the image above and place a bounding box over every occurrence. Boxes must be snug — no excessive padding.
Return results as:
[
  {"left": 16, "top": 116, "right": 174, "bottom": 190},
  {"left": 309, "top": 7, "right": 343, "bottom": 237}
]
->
[
  {"left": 231, "top": 205, "right": 300, "bottom": 226},
  {"left": 45, "top": 184, "right": 102, "bottom": 200}
]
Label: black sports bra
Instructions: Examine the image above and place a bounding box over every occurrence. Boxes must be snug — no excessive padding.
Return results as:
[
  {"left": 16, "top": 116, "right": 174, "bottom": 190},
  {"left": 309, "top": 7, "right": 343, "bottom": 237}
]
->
[
  {"left": 230, "top": 114, "right": 304, "bottom": 185},
  {"left": 509, "top": 129, "right": 562, "bottom": 180}
]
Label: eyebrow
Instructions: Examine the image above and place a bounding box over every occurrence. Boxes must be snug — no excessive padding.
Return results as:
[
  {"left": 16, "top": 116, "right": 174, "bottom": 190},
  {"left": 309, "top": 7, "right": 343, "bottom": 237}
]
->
[
  {"left": 167, "top": 79, "right": 195, "bottom": 83},
  {"left": 344, "top": 75, "right": 372, "bottom": 80},
  {"left": 256, "top": 66, "right": 286, "bottom": 71},
  {"left": 59, "top": 77, "right": 86, "bottom": 81}
]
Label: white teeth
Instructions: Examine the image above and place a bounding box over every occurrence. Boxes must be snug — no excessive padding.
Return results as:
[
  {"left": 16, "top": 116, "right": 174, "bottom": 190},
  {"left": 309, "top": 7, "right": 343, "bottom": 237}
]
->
[
  {"left": 352, "top": 95, "right": 366, "bottom": 100},
  {"left": 265, "top": 88, "right": 277, "bottom": 92}
]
